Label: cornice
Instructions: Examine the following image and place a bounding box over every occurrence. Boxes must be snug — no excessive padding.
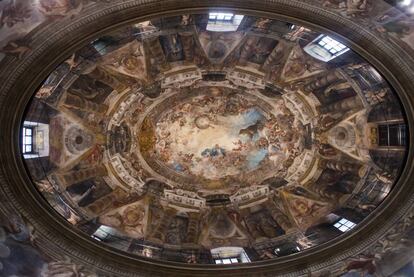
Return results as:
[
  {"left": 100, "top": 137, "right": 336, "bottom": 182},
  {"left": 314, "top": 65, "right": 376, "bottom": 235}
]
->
[{"left": 0, "top": 1, "right": 413, "bottom": 276}]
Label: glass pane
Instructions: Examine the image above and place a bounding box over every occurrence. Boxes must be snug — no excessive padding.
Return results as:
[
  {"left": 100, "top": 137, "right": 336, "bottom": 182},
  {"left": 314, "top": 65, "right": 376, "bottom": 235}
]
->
[
  {"left": 400, "top": 124, "right": 407, "bottom": 146},
  {"left": 339, "top": 225, "right": 348, "bottom": 232},
  {"left": 378, "top": 125, "right": 389, "bottom": 146},
  {"left": 25, "top": 145, "right": 32, "bottom": 153},
  {"left": 345, "top": 221, "right": 354, "bottom": 227},
  {"left": 215, "top": 260, "right": 222, "bottom": 264},
  {"left": 24, "top": 137, "right": 32, "bottom": 145},
  {"left": 222, "top": 259, "right": 231, "bottom": 264},
  {"left": 230, "top": 258, "right": 238, "bottom": 263}
]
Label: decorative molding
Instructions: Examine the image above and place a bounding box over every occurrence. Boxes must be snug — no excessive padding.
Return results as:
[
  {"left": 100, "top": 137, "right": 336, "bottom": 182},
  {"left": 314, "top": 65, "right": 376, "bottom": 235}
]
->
[{"left": 0, "top": 0, "right": 413, "bottom": 276}]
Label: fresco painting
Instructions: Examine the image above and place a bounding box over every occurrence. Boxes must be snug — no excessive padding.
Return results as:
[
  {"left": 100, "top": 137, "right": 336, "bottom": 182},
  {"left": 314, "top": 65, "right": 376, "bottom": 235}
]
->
[
  {"left": 0, "top": 0, "right": 405, "bottom": 274},
  {"left": 151, "top": 90, "right": 304, "bottom": 186},
  {"left": 17, "top": 11, "right": 408, "bottom": 269}
]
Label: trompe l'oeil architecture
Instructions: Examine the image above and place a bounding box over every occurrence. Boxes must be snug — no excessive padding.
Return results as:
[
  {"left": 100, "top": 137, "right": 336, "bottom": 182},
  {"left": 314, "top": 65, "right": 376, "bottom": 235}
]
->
[{"left": 0, "top": 1, "right": 414, "bottom": 277}]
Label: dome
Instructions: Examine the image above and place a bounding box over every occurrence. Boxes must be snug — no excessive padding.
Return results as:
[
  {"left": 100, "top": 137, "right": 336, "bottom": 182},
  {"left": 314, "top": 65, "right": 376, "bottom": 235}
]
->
[
  {"left": 0, "top": 1, "right": 413, "bottom": 277},
  {"left": 22, "top": 12, "right": 407, "bottom": 265}
]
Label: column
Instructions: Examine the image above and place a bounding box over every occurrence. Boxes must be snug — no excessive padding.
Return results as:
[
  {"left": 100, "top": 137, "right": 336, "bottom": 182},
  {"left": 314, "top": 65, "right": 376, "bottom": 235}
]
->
[
  {"left": 180, "top": 32, "right": 194, "bottom": 61},
  {"left": 84, "top": 66, "right": 128, "bottom": 92},
  {"left": 262, "top": 41, "right": 283, "bottom": 69},
  {"left": 58, "top": 165, "right": 107, "bottom": 188},
  {"left": 87, "top": 187, "right": 126, "bottom": 215},
  {"left": 264, "top": 201, "right": 293, "bottom": 232},
  {"left": 63, "top": 93, "right": 108, "bottom": 114},
  {"left": 239, "top": 36, "right": 259, "bottom": 65},
  {"left": 320, "top": 96, "right": 361, "bottom": 114},
  {"left": 185, "top": 212, "right": 199, "bottom": 244},
  {"left": 244, "top": 214, "right": 262, "bottom": 240},
  {"left": 150, "top": 208, "right": 175, "bottom": 242},
  {"left": 303, "top": 71, "right": 341, "bottom": 94},
  {"left": 326, "top": 160, "right": 361, "bottom": 173},
  {"left": 146, "top": 37, "right": 167, "bottom": 66}
]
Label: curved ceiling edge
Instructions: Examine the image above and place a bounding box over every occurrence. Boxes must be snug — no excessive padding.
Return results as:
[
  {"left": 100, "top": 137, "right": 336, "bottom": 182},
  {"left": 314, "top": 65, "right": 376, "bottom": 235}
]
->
[{"left": 0, "top": 1, "right": 413, "bottom": 276}]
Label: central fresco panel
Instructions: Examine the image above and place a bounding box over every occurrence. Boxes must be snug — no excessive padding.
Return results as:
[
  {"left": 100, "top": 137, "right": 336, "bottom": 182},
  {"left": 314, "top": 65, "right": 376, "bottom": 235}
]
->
[
  {"left": 22, "top": 12, "right": 407, "bottom": 265},
  {"left": 140, "top": 87, "right": 304, "bottom": 189}
]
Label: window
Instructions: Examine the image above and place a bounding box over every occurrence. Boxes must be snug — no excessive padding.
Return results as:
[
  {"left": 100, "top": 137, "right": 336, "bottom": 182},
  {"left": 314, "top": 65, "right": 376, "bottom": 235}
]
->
[
  {"left": 206, "top": 12, "right": 244, "bottom": 32},
  {"left": 22, "top": 121, "right": 50, "bottom": 159},
  {"left": 304, "top": 35, "right": 349, "bottom": 62},
  {"left": 209, "top": 12, "right": 234, "bottom": 21},
  {"left": 215, "top": 258, "right": 239, "bottom": 264},
  {"left": 317, "top": 36, "right": 348, "bottom": 55},
  {"left": 211, "top": 247, "right": 251, "bottom": 264},
  {"left": 92, "top": 225, "right": 114, "bottom": 241},
  {"left": 363, "top": 179, "right": 391, "bottom": 203},
  {"left": 378, "top": 123, "right": 406, "bottom": 147},
  {"left": 334, "top": 218, "right": 356, "bottom": 232},
  {"left": 22, "top": 126, "right": 35, "bottom": 154}
]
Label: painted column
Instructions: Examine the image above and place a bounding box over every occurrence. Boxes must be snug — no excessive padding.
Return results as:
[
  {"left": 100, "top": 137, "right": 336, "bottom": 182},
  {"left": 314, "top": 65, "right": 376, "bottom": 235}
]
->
[
  {"left": 63, "top": 93, "right": 108, "bottom": 114},
  {"left": 262, "top": 41, "right": 285, "bottom": 70},
  {"left": 146, "top": 37, "right": 168, "bottom": 68},
  {"left": 84, "top": 65, "right": 128, "bottom": 92},
  {"left": 320, "top": 96, "right": 361, "bottom": 114},
  {"left": 151, "top": 208, "right": 175, "bottom": 242},
  {"left": 239, "top": 36, "right": 260, "bottom": 65},
  {"left": 303, "top": 71, "right": 341, "bottom": 93},
  {"left": 58, "top": 165, "right": 107, "bottom": 188},
  {"left": 326, "top": 160, "right": 361, "bottom": 173},
  {"left": 264, "top": 201, "right": 293, "bottom": 232},
  {"left": 180, "top": 32, "right": 194, "bottom": 62},
  {"left": 185, "top": 212, "right": 200, "bottom": 244}
]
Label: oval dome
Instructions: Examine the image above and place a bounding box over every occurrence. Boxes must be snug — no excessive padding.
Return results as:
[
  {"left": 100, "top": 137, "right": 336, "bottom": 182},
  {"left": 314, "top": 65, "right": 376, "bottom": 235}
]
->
[{"left": 21, "top": 11, "right": 408, "bottom": 266}]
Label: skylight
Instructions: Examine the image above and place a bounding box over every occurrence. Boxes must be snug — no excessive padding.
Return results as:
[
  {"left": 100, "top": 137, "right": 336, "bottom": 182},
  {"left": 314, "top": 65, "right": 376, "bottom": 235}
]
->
[
  {"left": 22, "top": 126, "right": 34, "bottom": 154},
  {"left": 317, "top": 36, "right": 348, "bottom": 55},
  {"left": 215, "top": 258, "right": 239, "bottom": 264},
  {"left": 92, "top": 225, "right": 114, "bottom": 241},
  {"left": 206, "top": 12, "right": 244, "bottom": 32},
  {"left": 209, "top": 12, "right": 234, "bottom": 21},
  {"left": 334, "top": 218, "right": 356, "bottom": 233},
  {"left": 304, "top": 35, "right": 350, "bottom": 62},
  {"left": 211, "top": 247, "right": 251, "bottom": 264}
]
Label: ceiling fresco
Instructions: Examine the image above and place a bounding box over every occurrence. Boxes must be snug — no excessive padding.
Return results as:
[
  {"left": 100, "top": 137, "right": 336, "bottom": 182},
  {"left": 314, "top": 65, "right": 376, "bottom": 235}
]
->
[{"left": 20, "top": 10, "right": 408, "bottom": 268}]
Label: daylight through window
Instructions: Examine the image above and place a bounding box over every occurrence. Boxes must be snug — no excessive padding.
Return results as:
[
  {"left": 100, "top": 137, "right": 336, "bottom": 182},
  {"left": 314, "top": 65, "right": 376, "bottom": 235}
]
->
[{"left": 334, "top": 218, "right": 356, "bottom": 233}]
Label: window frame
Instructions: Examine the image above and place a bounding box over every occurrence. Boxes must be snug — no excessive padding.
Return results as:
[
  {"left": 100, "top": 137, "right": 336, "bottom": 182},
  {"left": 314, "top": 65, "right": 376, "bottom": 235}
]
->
[
  {"left": 214, "top": 257, "right": 240, "bottom": 264},
  {"left": 304, "top": 34, "right": 350, "bottom": 62},
  {"left": 206, "top": 12, "right": 244, "bottom": 32},
  {"left": 316, "top": 35, "right": 348, "bottom": 56},
  {"left": 208, "top": 12, "right": 235, "bottom": 22},
  {"left": 22, "top": 126, "right": 36, "bottom": 154},
  {"left": 333, "top": 218, "right": 356, "bottom": 233},
  {"left": 378, "top": 123, "right": 406, "bottom": 147}
]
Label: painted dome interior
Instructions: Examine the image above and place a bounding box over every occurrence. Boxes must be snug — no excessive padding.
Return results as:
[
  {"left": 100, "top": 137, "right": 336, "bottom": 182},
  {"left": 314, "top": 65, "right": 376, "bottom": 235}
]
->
[{"left": 22, "top": 12, "right": 407, "bottom": 265}]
